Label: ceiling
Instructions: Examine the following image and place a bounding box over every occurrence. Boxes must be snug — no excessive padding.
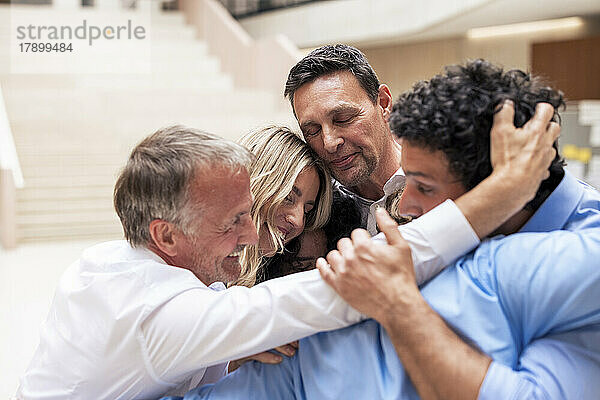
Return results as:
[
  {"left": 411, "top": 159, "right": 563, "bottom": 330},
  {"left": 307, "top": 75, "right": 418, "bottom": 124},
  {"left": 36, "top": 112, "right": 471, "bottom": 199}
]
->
[{"left": 239, "top": 0, "right": 600, "bottom": 48}]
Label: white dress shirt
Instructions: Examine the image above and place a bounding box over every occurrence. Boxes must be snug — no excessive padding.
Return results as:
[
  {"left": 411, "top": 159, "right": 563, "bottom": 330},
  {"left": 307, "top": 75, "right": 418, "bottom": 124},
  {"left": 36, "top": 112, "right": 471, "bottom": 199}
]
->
[
  {"left": 17, "top": 193, "right": 479, "bottom": 400},
  {"left": 17, "top": 241, "right": 362, "bottom": 400}
]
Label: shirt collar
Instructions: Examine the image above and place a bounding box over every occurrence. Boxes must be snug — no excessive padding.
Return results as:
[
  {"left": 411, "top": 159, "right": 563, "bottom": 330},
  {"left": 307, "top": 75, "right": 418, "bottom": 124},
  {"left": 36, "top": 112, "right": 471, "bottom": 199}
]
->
[
  {"left": 336, "top": 166, "right": 405, "bottom": 204},
  {"left": 519, "top": 170, "right": 583, "bottom": 233},
  {"left": 209, "top": 282, "right": 227, "bottom": 291},
  {"left": 383, "top": 167, "right": 405, "bottom": 196}
]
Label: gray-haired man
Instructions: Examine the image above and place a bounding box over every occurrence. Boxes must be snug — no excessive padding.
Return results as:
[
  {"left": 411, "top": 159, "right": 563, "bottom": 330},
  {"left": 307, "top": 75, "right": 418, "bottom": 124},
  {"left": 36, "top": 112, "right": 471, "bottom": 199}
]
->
[{"left": 17, "top": 126, "right": 363, "bottom": 400}]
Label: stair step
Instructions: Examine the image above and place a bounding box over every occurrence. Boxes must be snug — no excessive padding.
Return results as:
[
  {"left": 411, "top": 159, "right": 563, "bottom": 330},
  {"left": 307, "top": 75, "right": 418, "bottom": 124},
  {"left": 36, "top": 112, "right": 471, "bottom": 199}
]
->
[
  {"left": 0, "top": 69, "right": 233, "bottom": 90},
  {"left": 3, "top": 88, "right": 278, "bottom": 120},
  {"left": 0, "top": 6, "right": 294, "bottom": 246},
  {"left": 9, "top": 111, "right": 297, "bottom": 149},
  {"left": 150, "top": 25, "right": 197, "bottom": 41},
  {"left": 78, "top": 75, "right": 234, "bottom": 90},
  {"left": 18, "top": 185, "right": 114, "bottom": 201},
  {"left": 19, "top": 174, "right": 117, "bottom": 188},
  {"left": 18, "top": 209, "right": 119, "bottom": 225},
  {"left": 17, "top": 197, "right": 115, "bottom": 214},
  {"left": 18, "top": 221, "right": 123, "bottom": 243}
]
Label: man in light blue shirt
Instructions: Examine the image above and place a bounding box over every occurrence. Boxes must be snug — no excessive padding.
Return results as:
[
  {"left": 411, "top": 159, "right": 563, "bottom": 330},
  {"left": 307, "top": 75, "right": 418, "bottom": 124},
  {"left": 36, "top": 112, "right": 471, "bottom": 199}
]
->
[{"left": 165, "top": 61, "right": 600, "bottom": 399}]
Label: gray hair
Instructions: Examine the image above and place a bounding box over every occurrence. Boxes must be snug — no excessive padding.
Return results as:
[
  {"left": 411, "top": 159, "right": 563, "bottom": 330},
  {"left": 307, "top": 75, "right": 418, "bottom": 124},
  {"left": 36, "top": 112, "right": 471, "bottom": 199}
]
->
[{"left": 114, "top": 125, "right": 254, "bottom": 247}]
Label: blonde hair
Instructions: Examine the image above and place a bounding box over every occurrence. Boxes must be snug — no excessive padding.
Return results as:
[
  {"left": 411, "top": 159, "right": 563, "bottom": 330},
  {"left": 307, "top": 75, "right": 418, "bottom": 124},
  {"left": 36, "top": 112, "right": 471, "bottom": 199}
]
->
[{"left": 232, "top": 126, "right": 332, "bottom": 287}]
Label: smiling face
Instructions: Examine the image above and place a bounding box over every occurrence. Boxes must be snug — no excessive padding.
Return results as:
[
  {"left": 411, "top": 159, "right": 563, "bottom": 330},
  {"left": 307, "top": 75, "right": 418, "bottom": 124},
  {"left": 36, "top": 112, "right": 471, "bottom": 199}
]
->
[
  {"left": 174, "top": 166, "right": 258, "bottom": 285},
  {"left": 397, "top": 140, "right": 467, "bottom": 218},
  {"left": 258, "top": 166, "right": 320, "bottom": 256},
  {"left": 293, "top": 71, "right": 394, "bottom": 191}
]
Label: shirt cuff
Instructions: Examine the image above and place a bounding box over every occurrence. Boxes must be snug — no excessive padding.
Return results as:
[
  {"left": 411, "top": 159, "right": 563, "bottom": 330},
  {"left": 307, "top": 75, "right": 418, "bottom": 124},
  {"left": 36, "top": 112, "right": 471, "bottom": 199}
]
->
[
  {"left": 413, "top": 199, "right": 480, "bottom": 265},
  {"left": 479, "top": 362, "right": 531, "bottom": 400}
]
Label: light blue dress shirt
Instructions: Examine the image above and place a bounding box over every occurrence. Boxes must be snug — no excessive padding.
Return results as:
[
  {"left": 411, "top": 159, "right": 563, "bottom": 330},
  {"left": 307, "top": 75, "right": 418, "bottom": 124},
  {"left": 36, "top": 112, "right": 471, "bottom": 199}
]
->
[{"left": 165, "top": 171, "right": 600, "bottom": 400}]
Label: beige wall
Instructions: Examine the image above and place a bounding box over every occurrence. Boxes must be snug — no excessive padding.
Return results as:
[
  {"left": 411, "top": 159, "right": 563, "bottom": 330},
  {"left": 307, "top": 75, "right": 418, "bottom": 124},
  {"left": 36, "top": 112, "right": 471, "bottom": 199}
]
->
[{"left": 360, "top": 16, "right": 600, "bottom": 99}]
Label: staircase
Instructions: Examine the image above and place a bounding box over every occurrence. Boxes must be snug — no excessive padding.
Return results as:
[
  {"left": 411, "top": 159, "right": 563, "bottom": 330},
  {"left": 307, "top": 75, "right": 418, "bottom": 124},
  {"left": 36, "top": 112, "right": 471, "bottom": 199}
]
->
[{"left": 0, "top": 4, "right": 296, "bottom": 244}]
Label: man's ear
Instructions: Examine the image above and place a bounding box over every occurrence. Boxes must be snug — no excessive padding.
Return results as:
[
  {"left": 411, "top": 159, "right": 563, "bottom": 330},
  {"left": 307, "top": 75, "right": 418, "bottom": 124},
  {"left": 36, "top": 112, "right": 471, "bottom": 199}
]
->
[
  {"left": 149, "top": 219, "right": 178, "bottom": 257},
  {"left": 378, "top": 84, "right": 393, "bottom": 121}
]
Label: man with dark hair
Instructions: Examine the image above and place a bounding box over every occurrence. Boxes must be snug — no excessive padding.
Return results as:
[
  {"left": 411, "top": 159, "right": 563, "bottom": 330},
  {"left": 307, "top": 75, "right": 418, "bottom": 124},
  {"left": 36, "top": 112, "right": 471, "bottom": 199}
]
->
[
  {"left": 391, "top": 60, "right": 565, "bottom": 214},
  {"left": 283, "top": 44, "right": 559, "bottom": 282},
  {"left": 167, "top": 61, "right": 600, "bottom": 400}
]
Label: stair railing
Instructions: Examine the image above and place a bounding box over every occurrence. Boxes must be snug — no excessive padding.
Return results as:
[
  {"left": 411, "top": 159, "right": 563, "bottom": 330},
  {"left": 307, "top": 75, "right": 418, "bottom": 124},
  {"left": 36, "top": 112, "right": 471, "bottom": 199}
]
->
[{"left": 0, "top": 84, "right": 23, "bottom": 249}]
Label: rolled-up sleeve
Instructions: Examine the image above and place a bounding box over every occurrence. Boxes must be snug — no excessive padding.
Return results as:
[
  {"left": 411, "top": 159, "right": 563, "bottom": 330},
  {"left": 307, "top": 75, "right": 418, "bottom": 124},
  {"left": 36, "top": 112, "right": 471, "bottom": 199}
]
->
[
  {"left": 480, "top": 229, "right": 600, "bottom": 399},
  {"left": 480, "top": 330, "right": 600, "bottom": 400}
]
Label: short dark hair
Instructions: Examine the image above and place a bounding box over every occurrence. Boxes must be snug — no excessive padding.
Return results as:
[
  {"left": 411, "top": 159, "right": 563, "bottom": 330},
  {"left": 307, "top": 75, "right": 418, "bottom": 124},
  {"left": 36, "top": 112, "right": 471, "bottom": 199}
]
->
[
  {"left": 284, "top": 44, "right": 380, "bottom": 112},
  {"left": 390, "top": 59, "right": 565, "bottom": 211}
]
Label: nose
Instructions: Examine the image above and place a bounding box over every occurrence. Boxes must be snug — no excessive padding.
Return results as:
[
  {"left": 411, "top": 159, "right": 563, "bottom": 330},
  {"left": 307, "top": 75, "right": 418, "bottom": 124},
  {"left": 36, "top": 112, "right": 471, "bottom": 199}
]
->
[
  {"left": 397, "top": 185, "right": 423, "bottom": 218},
  {"left": 285, "top": 204, "right": 305, "bottom": 231},
  {"left": 322, "top": 126, "right": 343, "bottom": 154},
  {"left": 239, "top": 216, "right": 259, "bottom": 245}
]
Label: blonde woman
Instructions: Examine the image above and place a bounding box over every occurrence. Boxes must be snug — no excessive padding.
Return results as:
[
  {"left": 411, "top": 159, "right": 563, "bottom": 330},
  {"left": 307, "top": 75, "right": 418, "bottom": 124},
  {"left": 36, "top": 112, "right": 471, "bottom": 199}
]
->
[{"left": 231, "top": 125, "right": 333, "bottom": 288}]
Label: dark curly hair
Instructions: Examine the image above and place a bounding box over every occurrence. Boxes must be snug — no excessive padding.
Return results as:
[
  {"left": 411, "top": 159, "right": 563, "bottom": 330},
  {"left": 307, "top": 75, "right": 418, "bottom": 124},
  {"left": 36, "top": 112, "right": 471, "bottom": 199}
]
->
[
  {"left": 284, "top": 44, "right": 380, "bottom": 113},
  {"left": 390, "top": 59, "right": 565, "bottom": 211}
]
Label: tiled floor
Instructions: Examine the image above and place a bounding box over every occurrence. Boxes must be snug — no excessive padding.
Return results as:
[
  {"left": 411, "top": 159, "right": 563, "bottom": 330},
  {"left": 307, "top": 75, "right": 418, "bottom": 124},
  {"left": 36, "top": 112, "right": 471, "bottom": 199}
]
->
[{"left": 0, "top": 239, "right": 103, "bottom": 399}]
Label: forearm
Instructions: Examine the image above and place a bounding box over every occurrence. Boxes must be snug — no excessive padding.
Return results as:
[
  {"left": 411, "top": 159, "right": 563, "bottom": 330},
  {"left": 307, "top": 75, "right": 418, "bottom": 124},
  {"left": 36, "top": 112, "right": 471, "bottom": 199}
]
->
[
  {"left": 143, "top": 269, "right": 363, "bottom": 381},
  {"left": 455, "top": 168, "right": 532, "bottom": 239},
  {"left": 379, "top": 295, "right": 491, "bottom": 400},
  {"left": 457, "top": 100, "right": 560, "bottom": 239}
]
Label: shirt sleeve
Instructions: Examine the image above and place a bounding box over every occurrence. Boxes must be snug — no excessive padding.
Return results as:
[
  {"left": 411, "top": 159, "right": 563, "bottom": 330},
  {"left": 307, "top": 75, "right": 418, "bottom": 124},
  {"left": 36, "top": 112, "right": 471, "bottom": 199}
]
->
[
  {"left": 141, "top": 269, "right": 363, "bottom": 384},
  {"left": 372, "top": 199, "right": 480, "bottom": 285},
  {"left": 479, "top": 229, "right": 600, "bottom": 399},
  {"left": 491, "top": 229, "right": 600, "bottom": 343},
  {"left": 479, "top": 329, "right": 600, "bottom": 400}
]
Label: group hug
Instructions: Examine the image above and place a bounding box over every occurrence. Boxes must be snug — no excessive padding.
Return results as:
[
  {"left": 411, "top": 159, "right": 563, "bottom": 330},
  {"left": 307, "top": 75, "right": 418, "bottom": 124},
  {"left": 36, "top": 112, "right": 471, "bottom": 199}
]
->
[{"left": 17, "top": 45, "right": 600, "bottom": 400}]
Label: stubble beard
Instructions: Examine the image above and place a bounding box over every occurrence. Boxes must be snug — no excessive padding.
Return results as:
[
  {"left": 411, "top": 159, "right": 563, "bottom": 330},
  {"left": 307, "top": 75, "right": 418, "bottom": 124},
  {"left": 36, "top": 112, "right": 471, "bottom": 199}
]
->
[
  {"left": 187, "top": 239, "right": 241, "bottom": 286},
  {"left": 331, "top": 153, "right": 377, "bottom": 188}
]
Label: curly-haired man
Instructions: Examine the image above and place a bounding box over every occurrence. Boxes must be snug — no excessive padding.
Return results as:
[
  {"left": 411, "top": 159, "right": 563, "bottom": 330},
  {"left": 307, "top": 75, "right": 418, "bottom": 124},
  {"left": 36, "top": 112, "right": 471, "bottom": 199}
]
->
[
  {"left": 284, "top": 44, "right": 559, "bottom": 283},
  {"left": 167, "top": 60, "right": 600, "bottom": 400}
]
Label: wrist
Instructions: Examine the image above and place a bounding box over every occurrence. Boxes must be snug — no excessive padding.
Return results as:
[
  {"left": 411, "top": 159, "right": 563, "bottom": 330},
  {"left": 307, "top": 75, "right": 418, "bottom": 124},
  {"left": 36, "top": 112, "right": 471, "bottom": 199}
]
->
[
  {"left": 489, "top": 165, "right": 537, "bottom": 203},
  {"left": 377, "top": 289, "right": 430, "bottom": 331},
  {"left": 482, "top": 168, "right": 532, "bottom": 209}
]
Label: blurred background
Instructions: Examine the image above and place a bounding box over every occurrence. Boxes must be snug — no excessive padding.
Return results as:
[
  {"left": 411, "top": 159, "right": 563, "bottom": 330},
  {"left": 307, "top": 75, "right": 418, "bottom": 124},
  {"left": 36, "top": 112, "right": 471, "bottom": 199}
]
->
[{"left": 1, "top": 0, "right": 599, "bottom": 398}]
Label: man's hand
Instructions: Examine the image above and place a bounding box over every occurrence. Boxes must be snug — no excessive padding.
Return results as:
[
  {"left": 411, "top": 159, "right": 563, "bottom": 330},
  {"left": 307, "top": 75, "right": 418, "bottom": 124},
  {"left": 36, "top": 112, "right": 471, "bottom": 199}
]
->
[
  {"left": 228, "top": 341, "right": 298, "bottom": 373},
  {"left": 320, "top": 209, "right": 491, "bottom": 400},
  {"left": 317, "top": 208, "right": 420, "bottom": 324},
  {"left": 455, "top": 100, "right": 561, "bottom": 238},
  {"left": 490, "top": 100, "right": 560, "bottom": 203}
]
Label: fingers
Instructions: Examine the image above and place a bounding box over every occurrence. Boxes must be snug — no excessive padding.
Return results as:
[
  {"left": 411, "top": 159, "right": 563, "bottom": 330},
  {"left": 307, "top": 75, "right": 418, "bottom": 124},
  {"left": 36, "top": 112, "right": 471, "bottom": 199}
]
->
[
  {"left": 316, "top": 257, "right": 335, "bottom": 287},
  {"left": 273, "top": 344, "right": 297, "bottom": 357},
  {"left": 547, "top": 121, "right": 561, "bottom": 143},
  {"left": 249, "top": 351, "right": 283, "bottom": 364},
  {"left": 350, "top": 228, "right": 372, "bottom": 245},
  {"left": 326, "top": 248, "right": 345, "bottom": 274},
  {"left": 528, "top": 102, "right": 555, "bottom": 133},
  {"left": 374, "top": 208, "right": 404, "bottom": 246},
  {"left": 337, "top": 237, "right": 354, "bottom": 256},
  {"left": 492, "top": 99, "right": 515, "bottom": 130}
]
